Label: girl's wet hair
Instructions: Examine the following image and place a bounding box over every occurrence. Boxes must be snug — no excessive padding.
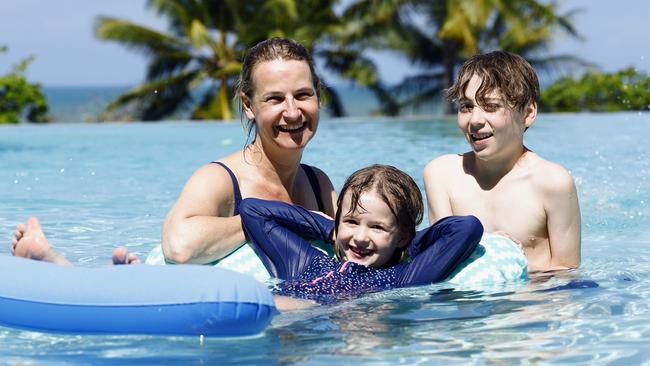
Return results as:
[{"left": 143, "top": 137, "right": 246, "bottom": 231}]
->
[
  {"left": 333, "top": 164, "right": 424, "bottom": 266},
  {"left": 235, "top": 38, "right": 321, "bottom": 143},
  {"left": 446, "top": 51, "right": 539, "bottom": 112}
]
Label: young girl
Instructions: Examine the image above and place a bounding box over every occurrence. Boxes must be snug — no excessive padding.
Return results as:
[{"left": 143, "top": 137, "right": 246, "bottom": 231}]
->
[{"left": 239, "top": 164, "right": 483, "bottom": 303}]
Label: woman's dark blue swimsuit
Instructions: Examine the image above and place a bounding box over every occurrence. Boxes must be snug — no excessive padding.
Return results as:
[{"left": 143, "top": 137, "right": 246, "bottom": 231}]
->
[{"left": 239, "top": 198, "right": 483, "bottom": 302}]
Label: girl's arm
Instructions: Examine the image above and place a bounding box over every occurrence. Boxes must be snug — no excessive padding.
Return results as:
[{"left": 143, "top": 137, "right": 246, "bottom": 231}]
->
[
  {"left": 394, "top": 215, "right": 483, "bottom": 286},
  {"left": 239, "top": 198, "right": 335, "bottom": 279}
]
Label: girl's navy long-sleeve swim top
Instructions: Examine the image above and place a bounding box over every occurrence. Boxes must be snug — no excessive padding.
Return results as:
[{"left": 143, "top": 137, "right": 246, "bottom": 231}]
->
[{"left": 239, "top": 198, "right": 482, "bottom": 303}]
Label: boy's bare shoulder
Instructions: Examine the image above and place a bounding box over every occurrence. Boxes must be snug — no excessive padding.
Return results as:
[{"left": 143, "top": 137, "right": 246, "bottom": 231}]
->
[
  {"left": 425, "top": 153, "right": 464, "bottom": 174},
  {"left": 527, "top": 153, "right": 576, "bottom": 193}
]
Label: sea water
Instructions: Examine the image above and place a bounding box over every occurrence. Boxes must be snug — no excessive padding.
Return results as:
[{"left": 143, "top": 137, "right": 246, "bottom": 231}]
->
[{"left": 1, "top": 113, "right": 649, "bottom": 364}]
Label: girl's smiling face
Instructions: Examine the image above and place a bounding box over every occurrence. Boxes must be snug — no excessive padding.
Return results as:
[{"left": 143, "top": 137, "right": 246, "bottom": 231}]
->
[{"left": 335, "top": 190, "right": 407, "bottom": 268}]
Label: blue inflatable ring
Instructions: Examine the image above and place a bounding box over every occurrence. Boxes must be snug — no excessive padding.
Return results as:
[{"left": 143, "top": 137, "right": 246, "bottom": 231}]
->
[{"left": 0, "top": 255, "right": 276, "bottom": 337}]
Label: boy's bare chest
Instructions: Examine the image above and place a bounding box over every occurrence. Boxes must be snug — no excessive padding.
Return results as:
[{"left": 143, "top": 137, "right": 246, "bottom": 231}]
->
[{"left": 447, "top": 176, "right": 548, "bottom": 246}]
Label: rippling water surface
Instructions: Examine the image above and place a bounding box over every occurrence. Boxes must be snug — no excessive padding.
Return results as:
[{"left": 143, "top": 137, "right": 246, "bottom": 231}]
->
[{"left": 1, "top": 113, "right": 649, "bottom": 365}]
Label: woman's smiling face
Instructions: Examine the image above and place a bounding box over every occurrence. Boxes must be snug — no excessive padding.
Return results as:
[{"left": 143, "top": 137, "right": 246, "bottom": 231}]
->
[
  {"left": 335, "top": 190, "right": 407, "bottom": 268},
  {"left": 243, "top": 59, "right": 320, "bottom": 151}
]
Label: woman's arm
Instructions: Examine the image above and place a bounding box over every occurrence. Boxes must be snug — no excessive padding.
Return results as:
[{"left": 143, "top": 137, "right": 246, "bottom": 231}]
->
[{"left": 162, "top": 164, "right": 246, "bottom": 264}]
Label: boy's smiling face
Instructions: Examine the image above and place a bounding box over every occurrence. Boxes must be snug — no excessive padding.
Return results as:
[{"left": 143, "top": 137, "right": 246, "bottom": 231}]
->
[{"left": 457, "top": 74, "right": 536, "bottom": 161}]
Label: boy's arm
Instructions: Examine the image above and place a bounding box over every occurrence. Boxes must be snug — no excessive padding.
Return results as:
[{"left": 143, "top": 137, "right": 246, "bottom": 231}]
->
[
  {"left": 423, "top": 157, "right": 455, "bottom": 224},
  {"left": 543, "top": 167, "right": 581, "bottom": 270}
]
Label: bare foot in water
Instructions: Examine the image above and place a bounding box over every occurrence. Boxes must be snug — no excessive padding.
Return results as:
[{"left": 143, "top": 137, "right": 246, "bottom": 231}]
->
[
  {"left": 111, "top": 246, "right": 141, "bottom": 265},
  {"left": 12, "top": 217, "right": 71, "bottom": 266},
  {"left": 273, "top": 295, "right": 318, "bottom": 311}
]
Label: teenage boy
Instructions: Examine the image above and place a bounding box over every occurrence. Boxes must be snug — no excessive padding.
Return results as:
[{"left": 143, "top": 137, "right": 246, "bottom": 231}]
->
[{"left": 424, "top": 51, "right": 580, "bottom": 272}]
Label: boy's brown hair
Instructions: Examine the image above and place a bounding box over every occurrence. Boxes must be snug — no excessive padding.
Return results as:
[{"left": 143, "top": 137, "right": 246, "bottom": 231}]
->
[
  {"left": 333, "top": 164, "right": 423, "bottom": 267},
  {"left": 446, "top": 51, "right": 539, "bottom": 112}
]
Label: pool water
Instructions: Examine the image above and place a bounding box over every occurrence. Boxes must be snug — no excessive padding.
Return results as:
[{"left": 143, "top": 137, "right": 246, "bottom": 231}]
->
[{"left": 1, "top": 113, "right": 649, "bottom": 364}]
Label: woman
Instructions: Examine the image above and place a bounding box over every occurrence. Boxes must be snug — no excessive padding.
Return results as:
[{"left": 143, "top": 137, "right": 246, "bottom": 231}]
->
[
  {"left": 12, "top": 38, "right": 337, "bottom": 271},
  {"left": 160, "top": 38, "right": 336, "bottom": 265}
]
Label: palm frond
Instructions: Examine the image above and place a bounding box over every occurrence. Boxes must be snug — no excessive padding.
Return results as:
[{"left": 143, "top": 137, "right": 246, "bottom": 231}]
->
[
  {"left": 321, "top": 84, "right": 346, "bottom": 117},
  {"left": 190, "top": 80, "right": 235, "bottom": 120},
  {"left": 95, "top": 17, "right": 191, "bottom": 57},
  {"left": 101, "top": 70, "right": 202, "bottom": 121},
  {"left": 146, "top": 55, "right": 194, "bottom": 80},
  {"left": 526, "top": 54, "right": 596, "bottom": 79},
  {"left": 392, "top": 71, "right": 445, "bottom": 96},
  {"left": 398, "top": 85, "right": 445, "bottom": 110}
]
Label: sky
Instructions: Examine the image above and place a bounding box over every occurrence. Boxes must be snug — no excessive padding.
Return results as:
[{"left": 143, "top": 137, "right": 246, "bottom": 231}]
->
[{"left": 1, "top": 0, "right": 649, "bottom": 87}]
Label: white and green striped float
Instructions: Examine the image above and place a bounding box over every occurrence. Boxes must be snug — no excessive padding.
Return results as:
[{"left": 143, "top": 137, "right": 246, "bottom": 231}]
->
[{"left": 146, "top": 233, "right": 528, "bottom": 285}]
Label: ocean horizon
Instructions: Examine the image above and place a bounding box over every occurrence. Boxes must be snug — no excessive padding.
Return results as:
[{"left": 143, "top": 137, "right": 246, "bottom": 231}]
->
[{"left": 42, "top": 85, "right": 441, "bottom": 123}]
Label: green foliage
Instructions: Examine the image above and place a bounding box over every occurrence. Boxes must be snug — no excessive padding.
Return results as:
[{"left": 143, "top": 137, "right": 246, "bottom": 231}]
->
[
  {"left": 0, "top": 48, "right": 49, "bottom": 124},
  {"left": 95, "top": 0, "right": 395, "bottom": 120},
  {"left": 541, "top": 68, "right": 650, "bottom": 112},
  {"left": 95, "top": 1, "right": 246, "bottom": 121},
  {"left": 341, "top": 0, "right": 586, "bottom": 114}
]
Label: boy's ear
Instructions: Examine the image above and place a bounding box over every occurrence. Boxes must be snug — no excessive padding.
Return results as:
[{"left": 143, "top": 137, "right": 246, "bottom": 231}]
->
[
  {"left": 241, "top": 92, "right": 255, "bottom": 120},
  {"left": 523, "top": 101, "right": 537, "bottom": 129}
]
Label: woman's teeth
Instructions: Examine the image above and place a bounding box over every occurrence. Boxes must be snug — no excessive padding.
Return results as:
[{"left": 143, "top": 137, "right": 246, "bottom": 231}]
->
[
  {"left": 471, "top": 133, "right": 492, "bottom": 141},
  {"left": 277, "top": 123, "right": 305, "bottom": 132}
]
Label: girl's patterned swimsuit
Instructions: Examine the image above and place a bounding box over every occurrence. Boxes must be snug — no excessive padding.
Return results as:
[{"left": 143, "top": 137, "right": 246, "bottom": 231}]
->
[{"left": 240, "top": 198, "right": 483, "bottom": 303}]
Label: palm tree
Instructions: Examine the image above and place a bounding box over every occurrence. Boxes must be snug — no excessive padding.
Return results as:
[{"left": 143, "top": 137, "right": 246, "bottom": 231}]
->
[
  {"left": 96, "top": 1, "right": 249, "bottom": 121},
  {"left": 265, "top": 0, "right": 400, "bottom": 116},
  {"left": 342, "top": 0, "right": 585, "bottom": 114},
  {"left": 95, "top": 0, "right": 396, "bottom": 120}
]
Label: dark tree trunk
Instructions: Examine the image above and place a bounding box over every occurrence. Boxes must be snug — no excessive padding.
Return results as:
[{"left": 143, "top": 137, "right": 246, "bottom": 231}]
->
[{"left": 442, "top": 40, "right": 458, "bottom": 115}]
